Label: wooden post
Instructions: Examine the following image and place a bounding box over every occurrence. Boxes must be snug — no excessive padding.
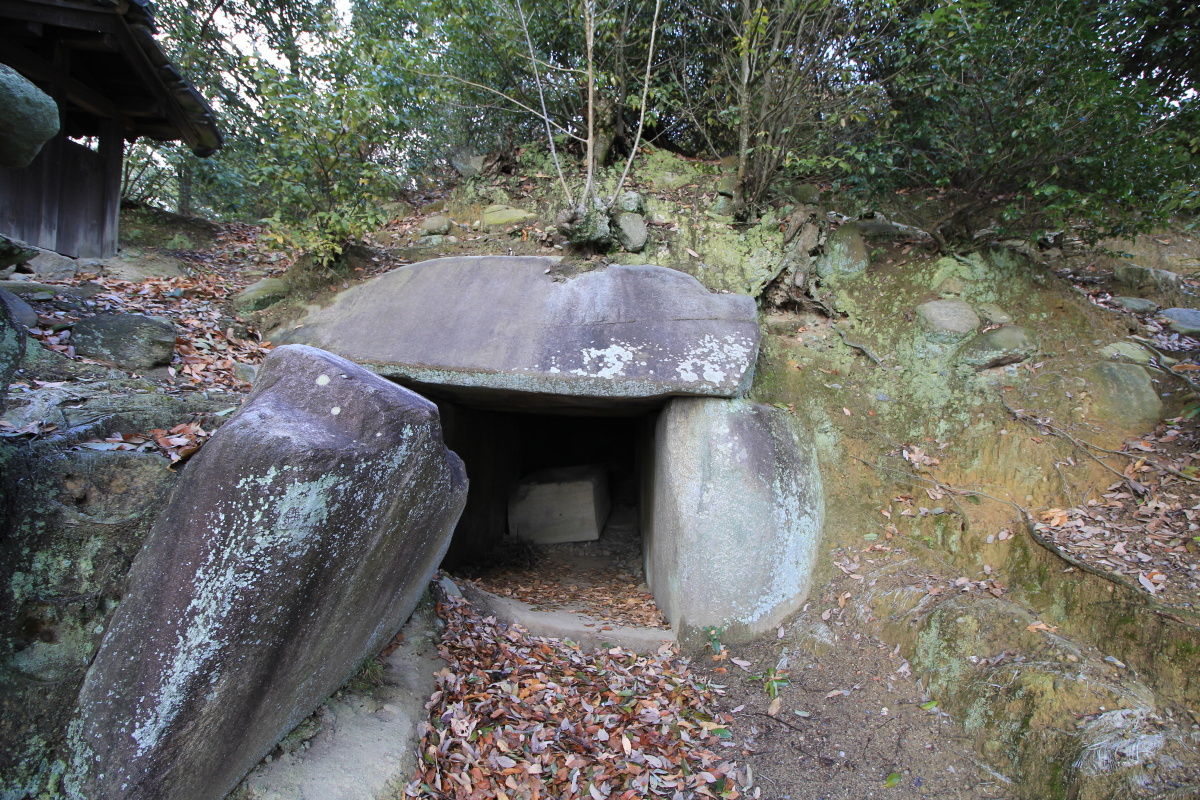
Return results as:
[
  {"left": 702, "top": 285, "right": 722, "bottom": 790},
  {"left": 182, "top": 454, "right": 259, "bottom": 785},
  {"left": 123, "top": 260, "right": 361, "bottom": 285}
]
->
[{"left": 97, "top": 116, "right": 124, "bottom": 256}]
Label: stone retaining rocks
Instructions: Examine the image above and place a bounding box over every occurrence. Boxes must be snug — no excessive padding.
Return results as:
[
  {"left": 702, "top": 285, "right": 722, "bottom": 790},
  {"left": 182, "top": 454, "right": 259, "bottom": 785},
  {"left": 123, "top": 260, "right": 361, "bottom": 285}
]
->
[
  {"left": 276, "top": 256, "right": 760, "bottom": 409},
  {"left": 71, "top": 313, "right": 176, "bottom": 369},
  {"left": 66, "top": 345, "right": 468, "bottom": 800},
  {"left": 0, "top": 64, "right": 59, "bottom": 168},
  {"left": 646, "top": 398, "right": 823, "bottom": 645}
]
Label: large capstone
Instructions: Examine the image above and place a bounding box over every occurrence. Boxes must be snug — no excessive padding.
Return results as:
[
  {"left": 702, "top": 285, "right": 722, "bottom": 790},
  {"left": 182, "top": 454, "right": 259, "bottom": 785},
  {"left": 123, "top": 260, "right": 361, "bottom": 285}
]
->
[
  {"left": 66, "top": 345, "right": 467, "bottom": 800},
  {"left": 276, "top": 256, "right": 760, "bottom": 410},
  {"left": 645, "top": 398, "right": 823, "bottom": 644}
]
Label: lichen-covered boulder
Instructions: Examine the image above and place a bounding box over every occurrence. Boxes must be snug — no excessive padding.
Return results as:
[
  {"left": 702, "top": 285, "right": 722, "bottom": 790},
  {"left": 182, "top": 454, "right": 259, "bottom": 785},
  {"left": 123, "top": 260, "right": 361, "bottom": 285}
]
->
[
  {"left": 916, "top": 299, "right": 980, "bottom": 342},
  {"left": 613, "top": 211, "right": 648, "bottom": 252},
  {"left": 276, "top": 256, "right": 760, "bottom": 409},
  {"left": 66, "top": 345, "right": 467, "bottom": 800},
  {"left": 646, "top": 398, "right": 823, "bottom": 645},
  {"left": 1084, "top": 361, "right": 1162, "bottom": 429},
  {"left": 0, "top": 64, "right": 59, "bottom": 168},
  {"left": 815, "top": 222, "right": 869, "bottom": 280},
  {"left": 71, "top": 313, "right": 176, "bottom": 369},
  {"left": 957, "top": 325, "right": 1036, "bottom": 370}
]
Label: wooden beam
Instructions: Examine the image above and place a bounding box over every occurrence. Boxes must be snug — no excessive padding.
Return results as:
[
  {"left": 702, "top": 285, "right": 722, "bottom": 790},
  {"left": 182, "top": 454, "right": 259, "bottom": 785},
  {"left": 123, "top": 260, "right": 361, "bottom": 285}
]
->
[
  {"left": 0, "top": 0, "right": 119, "bottom": 34},
  {"left": 0, "top": 38, "right": 118, "bottom": 118}
]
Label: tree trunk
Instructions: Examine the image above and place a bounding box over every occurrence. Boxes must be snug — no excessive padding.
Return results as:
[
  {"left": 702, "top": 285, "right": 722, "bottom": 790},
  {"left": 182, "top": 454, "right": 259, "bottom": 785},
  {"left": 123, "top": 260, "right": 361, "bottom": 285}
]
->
[{"left": 177, "top": 159, "right": 194, "bottom": 217}]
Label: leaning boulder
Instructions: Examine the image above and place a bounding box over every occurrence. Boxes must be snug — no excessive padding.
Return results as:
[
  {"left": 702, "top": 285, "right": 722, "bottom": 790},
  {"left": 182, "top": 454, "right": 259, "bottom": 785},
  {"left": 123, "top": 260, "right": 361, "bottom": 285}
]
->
[
  {"left": 646, "top": 398, "right": 823, "bottom": 644},
  {"left": 0, "top": 65, "right": 59, "bottom": 168},
  {"left": 276, "top": 256, "right": 760, "bottom": 409},
  {"left": 66, "top": 345, "right": 467, "bottom": 800},
  {"left": 71, "top": 313, "right": 176, "bottom": 369}
]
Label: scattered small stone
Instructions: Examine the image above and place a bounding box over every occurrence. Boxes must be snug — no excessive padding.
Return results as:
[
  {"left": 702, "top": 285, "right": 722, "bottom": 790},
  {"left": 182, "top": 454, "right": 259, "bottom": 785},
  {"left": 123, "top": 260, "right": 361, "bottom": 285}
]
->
[
  {"left": 916, "top": 299, "right": 980, "bottom": 342},
  {"left": 1111, "top": 296, "right": 1159, "bottom": 315}
]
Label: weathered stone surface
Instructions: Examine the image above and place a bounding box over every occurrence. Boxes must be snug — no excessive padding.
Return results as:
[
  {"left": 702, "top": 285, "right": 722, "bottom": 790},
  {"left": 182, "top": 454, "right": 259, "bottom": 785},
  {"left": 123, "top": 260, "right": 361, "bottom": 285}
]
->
[
  {"left": 1113, "top": 262, "right": 1179, "bottom": 294},
  {"left": 1111, "top": 296, "right": 1159, "bottom": 315},
  {"left": 1, "top": 384, "right": 233, "bottom": 798},
  {"left": 509, "top": 465, "right": 610, "bottom": 544},
  {"left": 66, "top": 345, "right": 467, "bottom": 800},
  {"left": 976, "top": 303, "right": 1013, "bottom": 325},
  {"left": 916, "top": 299, "right": 980, "bottom": 342},
  {"left": 1085, "top": 362, "right": 1161, "bottom": 429},
  {"left": 0, "top": 234, "right": 38, "bottom": 270},
  {"left": 1159, "top": 307, "right": 1200, "bottom": 336},
  {"left": 418, "top": 214, "right": 452, "bottom": 236},
  {"left": 0, "top": 288, "right": 37, "bottom": 329},
  {"left": 0, "top": 296, "right": 26, "bottom": 412},
  {"left": 95, "top": 249, "right": 186, "bottom": 281},
  {"left": 958, "top": 325, "right": 1036, "bottom": 370},
  {"left": 71, "top": 313, "right": 176, "bottom": 369},
  {"left": 481, "top": 204, "right": 535, "bottom": 228},
  {"left": 614, "top": 191, "right": 644, "bottom": 214},
  {"left": 277, "top": 257, "right": 760, "bottom": 409},
  {"left": 0, "top": 64, "right": 59, "bottom": 168},
  {"left": 646, "top": 398, "right": 823, "bottom": 644},
  {"left": 613, "top": 211, "right": 648, "bottom": 252},
  {"left": 26, "top": 247, "right": 77, "bottom": 280},
  {"left": 1099, "top": 341, "right": 1152, "bottom": 365},
  {"left": 233, "top": 277, "right": 289, "bottom": 312},
  {"left": 815, "top": 223, "right": 869, "bottom": 280}
]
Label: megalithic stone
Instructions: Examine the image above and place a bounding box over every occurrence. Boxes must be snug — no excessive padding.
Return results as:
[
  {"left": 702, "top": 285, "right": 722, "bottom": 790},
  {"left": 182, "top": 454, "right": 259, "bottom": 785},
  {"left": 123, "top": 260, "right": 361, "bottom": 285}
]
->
[{"left": 66, "top": 344, "right": 467, "bottom": 800}]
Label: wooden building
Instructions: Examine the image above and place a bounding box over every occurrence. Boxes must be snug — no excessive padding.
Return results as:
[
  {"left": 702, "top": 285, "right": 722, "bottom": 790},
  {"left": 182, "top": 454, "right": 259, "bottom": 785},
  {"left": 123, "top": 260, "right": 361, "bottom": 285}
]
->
[{"left": 0, "top": 0, "right": 221, "bottom": 258}]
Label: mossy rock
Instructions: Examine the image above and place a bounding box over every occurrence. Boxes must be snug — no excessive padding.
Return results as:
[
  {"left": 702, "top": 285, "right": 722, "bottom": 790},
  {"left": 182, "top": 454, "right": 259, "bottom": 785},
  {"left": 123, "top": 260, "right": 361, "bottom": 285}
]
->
[
  {"left": 958, "top": 325, "right": 1036, "bottom": 370},
  {"left": 234, "top": 277, "right": 290, "bottom": 312}
]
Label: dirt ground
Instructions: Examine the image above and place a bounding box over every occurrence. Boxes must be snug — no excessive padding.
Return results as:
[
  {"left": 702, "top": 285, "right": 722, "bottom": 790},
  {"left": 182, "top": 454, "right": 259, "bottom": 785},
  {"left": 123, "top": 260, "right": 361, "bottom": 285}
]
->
[
  {"left": 694, "top": 575, "right": 1008, "bottom": 800},
  {"left": 453, "top": 515, "right": 1003, "bottom": 799}
]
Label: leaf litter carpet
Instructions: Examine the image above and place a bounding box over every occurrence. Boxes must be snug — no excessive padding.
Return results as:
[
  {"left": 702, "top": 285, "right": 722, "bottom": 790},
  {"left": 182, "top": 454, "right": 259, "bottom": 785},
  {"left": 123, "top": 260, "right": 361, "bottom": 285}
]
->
[{"left": 407, "top": 594, "right": 749, "bottom": 799}]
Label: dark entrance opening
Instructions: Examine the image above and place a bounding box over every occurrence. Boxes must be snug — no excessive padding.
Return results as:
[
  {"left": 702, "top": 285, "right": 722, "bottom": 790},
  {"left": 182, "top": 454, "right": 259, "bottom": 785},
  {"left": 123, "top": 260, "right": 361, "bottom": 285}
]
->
[{"left": 434, "top": 400, "right": 665, "bottom": 627}]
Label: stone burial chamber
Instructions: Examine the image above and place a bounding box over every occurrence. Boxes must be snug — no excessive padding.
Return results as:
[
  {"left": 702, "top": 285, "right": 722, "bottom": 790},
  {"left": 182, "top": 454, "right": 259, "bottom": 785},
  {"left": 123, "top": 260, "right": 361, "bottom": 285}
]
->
[
  {"left": 279, "top": 255, "right": 825, "bottom": 644},
  {"left": 64, "top": 257, "right": 823, "bottom": 800}
]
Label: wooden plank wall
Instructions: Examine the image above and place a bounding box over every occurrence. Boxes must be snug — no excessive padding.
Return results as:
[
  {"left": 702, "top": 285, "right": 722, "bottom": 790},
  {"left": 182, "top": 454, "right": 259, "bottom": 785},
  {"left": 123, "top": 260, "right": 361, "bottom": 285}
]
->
[{"left": 0, "top": 129, "right": 121, "bottom": 258}]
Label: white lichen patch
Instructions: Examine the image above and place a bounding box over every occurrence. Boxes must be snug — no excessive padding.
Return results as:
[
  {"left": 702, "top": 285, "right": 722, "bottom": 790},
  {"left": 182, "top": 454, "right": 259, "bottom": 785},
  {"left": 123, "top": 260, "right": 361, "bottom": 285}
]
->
[
  {"left": 571, "top": 343, "right": 638, "bottom": 379},
  {"left": 675, "top": 334, "right": 754, "bottom": 386},
  {"left": 316, "top": 374, "right": 331, "bottom": 386}
]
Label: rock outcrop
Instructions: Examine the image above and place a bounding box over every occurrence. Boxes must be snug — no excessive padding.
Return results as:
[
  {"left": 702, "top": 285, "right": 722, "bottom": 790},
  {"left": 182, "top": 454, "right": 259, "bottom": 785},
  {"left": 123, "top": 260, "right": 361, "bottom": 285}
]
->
[
  {"left": 277, "top": 256, "right": 760, "bottom": 409},
  {"left": 66, "top": 345, "right": 467, "bottom": 800}
]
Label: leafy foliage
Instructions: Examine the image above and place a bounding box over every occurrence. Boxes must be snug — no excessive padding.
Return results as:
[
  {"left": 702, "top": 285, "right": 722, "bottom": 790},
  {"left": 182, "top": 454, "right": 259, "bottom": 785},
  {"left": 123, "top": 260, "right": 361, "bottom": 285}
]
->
[{"left": 844, "top": 0, "right": 1198, "bottom": 243}]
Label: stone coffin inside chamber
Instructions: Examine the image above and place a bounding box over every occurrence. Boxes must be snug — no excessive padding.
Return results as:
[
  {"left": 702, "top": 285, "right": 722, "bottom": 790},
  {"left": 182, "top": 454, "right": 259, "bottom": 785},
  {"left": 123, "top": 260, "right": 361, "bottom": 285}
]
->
[
  {"left": 274, "top": 256, "right": 761, "bottom": 410},
  {"left": 509, "top": 465, "right": 611, "bottom": 544}
]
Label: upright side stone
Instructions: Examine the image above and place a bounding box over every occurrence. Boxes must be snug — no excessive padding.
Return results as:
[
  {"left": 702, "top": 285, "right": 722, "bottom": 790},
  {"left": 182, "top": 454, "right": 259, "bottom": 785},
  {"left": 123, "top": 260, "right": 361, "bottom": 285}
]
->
[
  {"left": 66, "top": 344, "right": 467, "bottom": 800},
  {"left": 647, "top": 398, "right": 823, "bottom": 645}
]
